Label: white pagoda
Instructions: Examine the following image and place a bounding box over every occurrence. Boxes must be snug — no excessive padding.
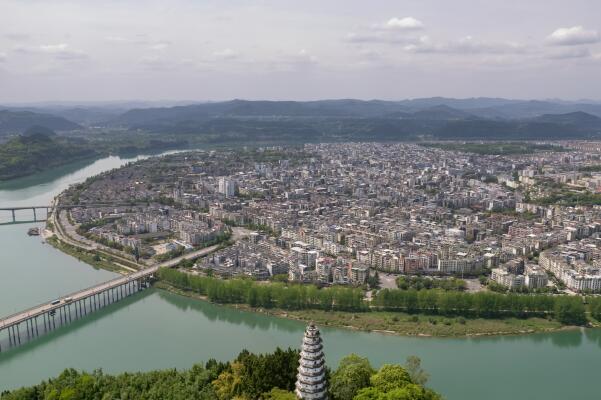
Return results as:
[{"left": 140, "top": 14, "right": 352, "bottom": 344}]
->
[{"left": 295, "top": 322, "right": 327, "bottom": 400}]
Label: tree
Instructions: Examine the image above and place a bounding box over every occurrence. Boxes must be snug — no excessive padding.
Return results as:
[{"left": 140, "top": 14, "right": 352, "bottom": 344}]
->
[
  {"left": 262, "top": 388, "right": 296, "bottom": 400},
  {"left": 232, "top": 347, "right": 299, "bottom": 399},
  {"left": 404, "top": 356, "right": 429, "bottom": 386},
  {"left": 354, "top": 364, "right": 441, "bottom": 400},
  {"left": 330, "top": 354, "right": 374, "bottom": 400},
  {"left": 212, "top": 362, "right": 245, "bottom": 400},
  {"left": 554, "top": 297, "right": 587, "bottom": 325},
  {"left": 588, "top": 297, "right": 601, "bottom": 321},
  {"left": 370, "top": 364, "right": 412, "bottom": 393}
]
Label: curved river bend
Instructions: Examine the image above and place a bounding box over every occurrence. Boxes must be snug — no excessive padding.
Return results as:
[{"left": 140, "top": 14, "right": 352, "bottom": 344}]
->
[{"left": 1, "top": 154, "right": 600, "bottom": 400}]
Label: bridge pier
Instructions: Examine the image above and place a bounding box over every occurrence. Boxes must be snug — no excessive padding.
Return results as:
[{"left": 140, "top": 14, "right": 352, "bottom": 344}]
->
[
  {"left": 11, "top": 209, "right": 15, "bottom": 223},
  {"left": 0, "top": 270, "right": 154, "bottom": 353},
  {"left": 33, "top": 208, "right": 37, "bottom": 222}
]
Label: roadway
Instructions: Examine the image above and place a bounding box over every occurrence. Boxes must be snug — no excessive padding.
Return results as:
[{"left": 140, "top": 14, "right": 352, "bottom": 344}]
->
[
  {"left": 0, "top": 217, "right": 250, "bottom": 332},
  {"left": 0, "top": 241, "right": 234, "bottom": 331},
  {"left": 0, "top": 268, "right": 155, "bottom": 330}
]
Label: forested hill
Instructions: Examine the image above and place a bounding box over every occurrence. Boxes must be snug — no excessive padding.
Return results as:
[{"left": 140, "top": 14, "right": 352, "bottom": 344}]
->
[
  {"left": 0, "top": 129, "right": 98, "bottom": 180},
  {"left": 4, "top": 98, "right": 601, "bottom": 142},
  {"left": 0, "top": 110, "right": 81, "bottom": 136},
  {"left": 108, "top": 99, "right": 601, "bottom": 141}
]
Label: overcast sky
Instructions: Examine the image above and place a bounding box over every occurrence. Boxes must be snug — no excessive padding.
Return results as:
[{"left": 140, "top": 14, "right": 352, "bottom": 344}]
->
[{"left": 1, "top": 0, "right": 600, "bottom": 103}]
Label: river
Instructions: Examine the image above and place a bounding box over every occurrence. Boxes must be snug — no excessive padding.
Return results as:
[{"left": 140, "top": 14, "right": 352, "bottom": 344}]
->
[{"left": 1, "top": 154, "right": 600, "bottom": 400}]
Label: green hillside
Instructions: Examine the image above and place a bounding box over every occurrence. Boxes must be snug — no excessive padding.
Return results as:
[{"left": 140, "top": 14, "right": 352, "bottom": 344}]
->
[{"left": 0, "top": 130, "right": 98, "bottom": 180}]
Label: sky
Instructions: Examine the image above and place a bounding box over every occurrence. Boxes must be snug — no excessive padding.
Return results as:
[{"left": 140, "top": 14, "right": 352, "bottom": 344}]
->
[{"left": 0, "top": 0, "right": 600, "bottom": 103}]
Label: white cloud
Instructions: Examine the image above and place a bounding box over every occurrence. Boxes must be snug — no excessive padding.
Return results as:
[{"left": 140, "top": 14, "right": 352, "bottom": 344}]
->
[
  {"left": 148, "top": 42, "right": 170, "bottom": 50},
  {"left": 385, "top": 17, "right": 423, "bottom": 30},
  {"left": 405, "top": 35, "right": 527, "bottom": 54},
  {"left": 344, "top": 31, "right": 419, "bottom": 45},
  {"left": 104, "top": 35, "right": 171, "bottom": 50},
  {"left": 105, "top": 36, "right": 128, "bottom": 43},
  {"left": 213, "top": 48, "right": 238, "bottom": 59},
  {"left": 140, "top": 55, "right": 168, "bottom": 70},
  {"left": 0, "top": 52, "right": 6, "bottom": 62},
  {"left": 345, "top": 16, "right": 424, "bottom": 45},
  {"left": 13, "top": 43, "right": 87, "bottom": 60},
  {"left": 546, "top": 47, "right": 591, "bottom": 59},
  {"left": 261, "top": 49, "right": 320, "bottom": 72},
  {"left": 40, "top": 43, "right": 69, "bottom": 53},
  {"left": 546, "top": 26, "right": 600, "bottom": 46},
  {"left": 291, "top": 49, "right": 317, "bottom": 64},
  {"left": 41, "top": 43, "right": 87, "bottom": 60}
]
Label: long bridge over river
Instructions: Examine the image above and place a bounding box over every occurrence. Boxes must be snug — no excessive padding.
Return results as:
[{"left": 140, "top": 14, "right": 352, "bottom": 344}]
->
[
  {"left": 0, "top": 202, "right": 155, "bottom": 225},
  {"left": 0, "top": 266, "right": 158, "bottom": 352},
  {"left": 0, "top": 202, "right": 245, "bottom": 352}
]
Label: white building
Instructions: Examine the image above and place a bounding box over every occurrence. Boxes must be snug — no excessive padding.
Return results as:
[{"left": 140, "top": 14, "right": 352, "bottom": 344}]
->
[
  {"left": 218, "top": 177, "right": 237, "bottom": 198},
  {"left": 295, "top": 323, "right": 327, "bottom": 400}
]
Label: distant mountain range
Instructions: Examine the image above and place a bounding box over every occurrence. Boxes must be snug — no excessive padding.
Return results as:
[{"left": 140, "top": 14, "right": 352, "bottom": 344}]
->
[
  {"left": 0, "top": 110, "right": 81, "bottom": 135},
  {"left": 2, "top": 97, "right": 601, "bottom": 141}
]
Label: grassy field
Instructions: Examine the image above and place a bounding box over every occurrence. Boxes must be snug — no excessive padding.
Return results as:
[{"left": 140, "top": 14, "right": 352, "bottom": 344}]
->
[
  {"left": 421, "top": 142, "right": 565, "bottom": 155},
  {"left": 156, "top": 282, "right": 569, "bottom": 337},
  {"left": 46, "top": 236, "right": 130, "bottom": 274}
]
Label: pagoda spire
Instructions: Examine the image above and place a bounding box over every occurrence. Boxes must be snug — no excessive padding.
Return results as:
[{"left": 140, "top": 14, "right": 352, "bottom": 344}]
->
[{"left": 295, "top": 322, "right": 327, "bottom": 400}]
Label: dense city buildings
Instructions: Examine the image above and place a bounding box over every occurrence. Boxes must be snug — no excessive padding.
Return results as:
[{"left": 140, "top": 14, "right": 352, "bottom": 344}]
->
[{"left": 61, "top": 142, "right": 601, "bottom": 293}]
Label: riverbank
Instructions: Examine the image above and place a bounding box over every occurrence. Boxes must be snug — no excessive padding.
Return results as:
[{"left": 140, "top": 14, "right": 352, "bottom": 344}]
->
[
  {"left": 43, "top": 228, "right": 583, "bottom": 338},
  {"left": 154, "top": 281, "right": 572, "bottom": 337},
  {"left": 45, "top": 235, "right": 131, "bottom": 274},
  {"left": 41, "top": 214, "right": 585, "bottom": 339}
]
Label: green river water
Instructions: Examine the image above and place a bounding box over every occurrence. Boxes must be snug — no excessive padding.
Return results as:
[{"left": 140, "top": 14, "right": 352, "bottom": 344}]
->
[{"left": 1, "top": 154, "right": 600, "bottom": 400}]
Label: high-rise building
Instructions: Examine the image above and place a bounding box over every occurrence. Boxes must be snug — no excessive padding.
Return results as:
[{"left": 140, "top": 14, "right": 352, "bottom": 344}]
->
[
  {"left": 295, "top": 323, "right": 327, "bottom": 400},
  {"left": 218, "top": 177, "right": 237, "bottom": 198}
]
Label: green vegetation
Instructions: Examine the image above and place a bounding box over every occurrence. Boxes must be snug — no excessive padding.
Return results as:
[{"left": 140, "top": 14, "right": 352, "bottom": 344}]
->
[
  {"left": 0, "top": 349, "right": 439, "bottom": 400},
  {"left": 330, "top": 354, "right": 375, "bottom": 400},
  {"left": 534, "top": 191, "right": 601, "bottom": 206},
  {"left": 254, "top": 307, "right": 565, "bottom": 337},
  {"left": 76, "top": 218, "right": 109, "bottom": 233},
  {"left": 588, "top": 297, "right": 601, "bottom": 322},
  {"left": 578, "top": 165, "right": 601, "bottom": 172},
  {"left": 396, "top": 276, "right": 466, "bottom": 291},
  {"left": 421, "top": 142, "right": 564, "bottom": 155},
  {"left": 154, "top": 245, "right": 186, "bottom": 262},
  {"left": 154, "top": 232, "right": 232, "bottom": 262},
  {"left": 374, "top": 289, "right": 587, "bottom": 325},
  {"left": 0, "top": 131, "right": 98, "bottom": 181},
  {"left": 485, "top": 209, "right": 538, "bottom": 221},
  {"left": 224, "top": 220, "right": 278, "bottom": 236},
  {"left": 158, "top": 269, "right": 590, "bottom": 336},
  {"left": 46, "top": 236, "right": 128, "bottom": 274},
  {"left": 157, "top": 268, "right": 366, "bottom": 311},
  {"left": 485, "top": 279, "right": 557, "bottom": 294},
  {"left": 330, "top": 354, "right": 440, "bottom": 400},
  {"left": 0, "top": 125, "right": 191, "bottom": 181},
  {"left": 353, "top": 363, "right": 440, "bottom": 400}
]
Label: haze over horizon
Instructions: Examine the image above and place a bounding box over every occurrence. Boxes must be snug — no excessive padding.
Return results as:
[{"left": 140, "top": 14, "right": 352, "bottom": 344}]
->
[{"left": 1, "top": 0, "right": 601, "bottom": 103}]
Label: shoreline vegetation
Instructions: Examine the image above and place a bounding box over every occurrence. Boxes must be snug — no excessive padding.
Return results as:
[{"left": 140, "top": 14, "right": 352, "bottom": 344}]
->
[
  {"left": 44, "top": 225, "right": 601, "bottom": 338},
  {"left": 45, "top": 234, "right": 134, "bottom": 275},
  {"left": 155, "top": 281, "right": 570, "bottom": 337},
  {"left": 0, "top": 132, "right": 189, "bottom": 182},
  {"left": 155, "top": 269, "right": 601, "bottom": 337}
]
